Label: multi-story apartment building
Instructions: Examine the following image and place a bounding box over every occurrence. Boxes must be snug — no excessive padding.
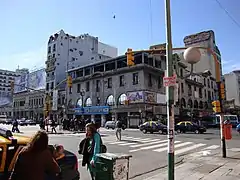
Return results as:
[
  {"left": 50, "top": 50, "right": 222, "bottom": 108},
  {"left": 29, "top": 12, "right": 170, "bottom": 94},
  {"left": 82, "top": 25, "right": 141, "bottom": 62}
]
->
[
  {"left": 0, "top": 68, "right": 29, "bottom": 116},
  {"left": 13, "top": 90, "right": 45, "bottom": 120},
  {"left": 0, "top": 69, "right": 24, "bottom": 97},
  {"left": 45, "top": 30, "right": 118, "bottom": 100},
  {"left": 66, "top": 44, "right": 216, "bottom": 127},
  {"left": 224, "top": 70, "right": 240, "bottom": 108}
]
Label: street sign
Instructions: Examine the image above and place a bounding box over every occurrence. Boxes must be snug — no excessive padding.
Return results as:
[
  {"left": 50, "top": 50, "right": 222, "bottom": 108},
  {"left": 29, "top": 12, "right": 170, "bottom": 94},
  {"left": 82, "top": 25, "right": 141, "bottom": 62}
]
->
[{"left": 163, "top": 75, "right": 177, "bottom": 87}]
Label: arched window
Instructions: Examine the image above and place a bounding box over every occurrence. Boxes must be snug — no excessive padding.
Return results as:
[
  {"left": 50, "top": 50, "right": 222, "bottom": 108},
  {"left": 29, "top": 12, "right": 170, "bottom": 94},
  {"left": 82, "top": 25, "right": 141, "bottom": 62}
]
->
[
  {"left": 85, "top": 97, "right": 92, "bottom": 107},
  {"left": 106, "top": 95, "right": 115, "bottom": 106},
  {"left": 118, "top": 94, "right": 127, "bottom": 105},
  {"left": 76, "top": 99, "right": 82, "bottom": 108}
]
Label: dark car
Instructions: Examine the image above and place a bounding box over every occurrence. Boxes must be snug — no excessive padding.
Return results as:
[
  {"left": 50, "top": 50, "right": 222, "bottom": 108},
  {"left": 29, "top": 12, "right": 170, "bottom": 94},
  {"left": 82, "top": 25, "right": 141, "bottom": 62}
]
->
[
  {"left": 175, "top": 121, "right": 206, "bottom": 134},
  {"left": 139, "top": 121, "right": 167, "bottom": 134}
]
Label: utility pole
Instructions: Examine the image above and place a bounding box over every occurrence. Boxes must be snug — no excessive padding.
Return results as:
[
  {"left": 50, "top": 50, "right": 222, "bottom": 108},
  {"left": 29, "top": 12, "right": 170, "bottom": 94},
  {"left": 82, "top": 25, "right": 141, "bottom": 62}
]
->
[{"left": 165, "top": 0, "right": 175, "bottom": 179}]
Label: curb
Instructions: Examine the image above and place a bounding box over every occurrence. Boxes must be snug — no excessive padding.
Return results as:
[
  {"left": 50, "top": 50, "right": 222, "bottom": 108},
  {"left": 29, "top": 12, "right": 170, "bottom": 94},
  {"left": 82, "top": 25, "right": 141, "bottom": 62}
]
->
[{"left": 129, "top": 157, "right": 184, "bottom": 180}]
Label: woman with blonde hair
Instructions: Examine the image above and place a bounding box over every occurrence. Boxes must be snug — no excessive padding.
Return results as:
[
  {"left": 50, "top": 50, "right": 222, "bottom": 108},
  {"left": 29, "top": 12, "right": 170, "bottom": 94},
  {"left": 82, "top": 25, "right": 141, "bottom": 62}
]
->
[{"left": 9, "top": 130, "right": 61, "bottom": 180}]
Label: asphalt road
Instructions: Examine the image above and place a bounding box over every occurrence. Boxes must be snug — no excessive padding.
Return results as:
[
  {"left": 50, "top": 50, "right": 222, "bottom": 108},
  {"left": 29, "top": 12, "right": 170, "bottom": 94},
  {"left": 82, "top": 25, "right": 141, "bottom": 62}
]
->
[{"left": 1, "top": 124, "right": 240, "bottom": 180}]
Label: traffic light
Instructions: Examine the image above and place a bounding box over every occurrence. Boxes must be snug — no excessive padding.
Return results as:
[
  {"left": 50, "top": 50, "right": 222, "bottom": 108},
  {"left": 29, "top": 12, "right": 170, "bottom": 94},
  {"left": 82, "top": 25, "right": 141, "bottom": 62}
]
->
[
  {"left": 126, "top": 48, "right": 135, "bottom": 66},
  {"left": 212, "top": 100, "right": 221, "bottom": 113},
  {"left": 67, "top": 76, "right": 72, "bottom": 87},
  {"left": 220, "top": 83, "right": 225, "bottom": 99},
  {"left": 10, "top": 81, "right": 14, "bottom": 93}
]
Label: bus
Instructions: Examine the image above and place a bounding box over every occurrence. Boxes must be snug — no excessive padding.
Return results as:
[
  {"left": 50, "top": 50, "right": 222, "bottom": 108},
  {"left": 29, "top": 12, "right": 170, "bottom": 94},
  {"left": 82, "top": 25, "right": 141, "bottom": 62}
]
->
[{"left": 215, "top": 114, "right": 239, "bottom": 127}]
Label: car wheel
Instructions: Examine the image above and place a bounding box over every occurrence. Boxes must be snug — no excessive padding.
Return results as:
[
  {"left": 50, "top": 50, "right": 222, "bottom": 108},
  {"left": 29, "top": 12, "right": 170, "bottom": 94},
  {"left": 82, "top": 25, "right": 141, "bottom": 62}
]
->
[
  {"left": 195, "top": 130, "right": 199, "bottom": 134},
  {"left": 159, "top": 130, "right": 163, "bottom": 134},
  {"left": 106, "top": 126, "right": 109, "bottom": 129},
  {"left": 143, "top": 129, "right": 147, "bottom": 134},
  {"left": 177, "top": 129, "right": 181, "bottom": 133}
]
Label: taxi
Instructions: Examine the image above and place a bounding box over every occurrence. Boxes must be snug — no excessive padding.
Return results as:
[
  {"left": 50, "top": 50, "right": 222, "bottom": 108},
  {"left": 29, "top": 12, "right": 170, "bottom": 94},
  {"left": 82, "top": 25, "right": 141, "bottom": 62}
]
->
[
  {"left": 0, "top": 127, "right": 80, "bottom": 180},
  {"left": 175, "top": 121, "right": 206, "bottom": 134}
]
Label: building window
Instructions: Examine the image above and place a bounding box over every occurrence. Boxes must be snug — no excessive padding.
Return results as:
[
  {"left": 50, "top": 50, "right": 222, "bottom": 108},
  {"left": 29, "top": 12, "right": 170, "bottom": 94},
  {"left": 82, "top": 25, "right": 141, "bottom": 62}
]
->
[
  {"left": 180, "top": 69, "right": 183, "bottom": 77},
  {"left": 158, "top": 76, "right": 163, "bottom": 88},
  {"left": 77, "top": 84, "right": 81, "bottom": 93},
  {"left": 148, "top": 74, "right": 152, "bottom": 87},
  {"left": 133, "top": 73, "right": 139, "bottom": 85},
  {"left": 199, "top": 88, "right": 202, "bottom": 98},
  {"left": 79, "top": 51, "right": 83, "bottom": 56},
  {"left": 96, "top": 80, "right": 100, "bottom": 92},
  {"left": 204, "top": 78, "right": 206, "bottom": 86},
  {"left": 86, "top": 82, "right": 90, "bottom": 92},
  {"left": 181, "top": 83, "right": 184, "bottom": 93},
  {"left": 119, "top": 75, "right": 124, "bottom": 87},
  {"left": 204, "top": 89, "right": 207, "bottom": 98},
  {"left": 53, "top": 44, "right": 56, "bottom": 52},
  {"left": 188, "top": 85, "right": 192, "bottom": 96},
  {"left": 96, "top": 97, "right": 100, "bottom": 105},
  {"left": 207, "top": 79, "right": 210, "bottom": 88},
  {"left": 48, "top": 46, "right": 51, "bottom": 54},
  {"left": 194, "top": 86, "right": 196, "bottom": 91},
  {"left": 107, "top": 78, "right": 112, "bottom": 88}
]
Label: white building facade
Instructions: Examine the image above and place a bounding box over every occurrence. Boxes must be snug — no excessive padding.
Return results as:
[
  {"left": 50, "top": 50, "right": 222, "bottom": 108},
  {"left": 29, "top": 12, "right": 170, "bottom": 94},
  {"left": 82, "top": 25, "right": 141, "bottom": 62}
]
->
[{"left": 224, "top": 70, "right": 240, "bottom": 106}]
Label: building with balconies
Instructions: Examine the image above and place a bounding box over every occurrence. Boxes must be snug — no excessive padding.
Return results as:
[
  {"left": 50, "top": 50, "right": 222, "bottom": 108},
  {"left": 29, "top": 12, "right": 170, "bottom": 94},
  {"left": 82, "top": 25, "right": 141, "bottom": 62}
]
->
[
  {"left": 67, "top": 50, "right": 173, "bottom": 127},
  {"left": 45, "top": 30, "right": 118, "bottom": 106}
]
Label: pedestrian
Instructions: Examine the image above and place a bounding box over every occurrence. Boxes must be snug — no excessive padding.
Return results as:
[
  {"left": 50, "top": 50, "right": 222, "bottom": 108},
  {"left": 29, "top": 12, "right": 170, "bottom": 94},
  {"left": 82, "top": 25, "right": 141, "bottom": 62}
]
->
[
  {"left": 12, "top": 119, "right": 20, "bottom": 133},
  {"left": 9, "top": 130, "right": 61, "bottom": 180},
  {"left": 115, "top": 119, "right": 122, "bottom": 141},
  {"left": 80, "top": 123, "right": 102, "bottom": 180},
  {"left": 51, "top": 119, "right": 57, "bottom": 134}
]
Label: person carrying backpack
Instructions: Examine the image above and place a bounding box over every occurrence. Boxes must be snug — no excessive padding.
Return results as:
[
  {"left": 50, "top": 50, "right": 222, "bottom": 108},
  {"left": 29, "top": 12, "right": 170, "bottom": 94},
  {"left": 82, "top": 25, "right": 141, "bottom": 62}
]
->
[
  {"left": 115, "top": 120, "right": 122, "bottom": 141},
  {"left": 78, "top": 123, "right": 107, "bottom": 180}
]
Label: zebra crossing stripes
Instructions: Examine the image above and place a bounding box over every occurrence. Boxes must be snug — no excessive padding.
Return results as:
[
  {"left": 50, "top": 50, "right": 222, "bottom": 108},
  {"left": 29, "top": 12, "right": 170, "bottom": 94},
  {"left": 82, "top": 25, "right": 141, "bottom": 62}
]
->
[
  {"left": 130, "top": 141, "right": 181, "bottom": 152},
  {"left": 101, "top": 135, "right": 220, "bottom": 156},
  {"left": 130, "top": 140, "right": 168, "bottom": 148},
  {"left": 153, "top": 142, "right": 194, "bottom": 153}
]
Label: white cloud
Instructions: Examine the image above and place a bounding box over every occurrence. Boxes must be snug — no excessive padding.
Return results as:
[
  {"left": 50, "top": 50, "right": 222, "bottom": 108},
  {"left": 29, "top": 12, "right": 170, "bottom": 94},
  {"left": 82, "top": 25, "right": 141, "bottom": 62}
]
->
[{"left": 0, "top": 46, "right": 46, "bottom": 71}]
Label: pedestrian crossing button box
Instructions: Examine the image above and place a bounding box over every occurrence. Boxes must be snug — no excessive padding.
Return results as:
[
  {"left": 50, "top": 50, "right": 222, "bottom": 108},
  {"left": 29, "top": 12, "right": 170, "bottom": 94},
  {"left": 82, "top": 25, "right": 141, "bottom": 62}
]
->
[{"left": 95, "top": 153, "right": 132, "bottom": 180}]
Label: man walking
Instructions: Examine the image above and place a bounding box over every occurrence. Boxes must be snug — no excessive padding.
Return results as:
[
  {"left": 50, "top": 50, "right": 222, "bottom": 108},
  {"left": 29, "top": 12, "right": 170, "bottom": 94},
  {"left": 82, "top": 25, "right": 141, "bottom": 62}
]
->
[{"left": 115, "top": 119, "right": 122, "bottom": 141}]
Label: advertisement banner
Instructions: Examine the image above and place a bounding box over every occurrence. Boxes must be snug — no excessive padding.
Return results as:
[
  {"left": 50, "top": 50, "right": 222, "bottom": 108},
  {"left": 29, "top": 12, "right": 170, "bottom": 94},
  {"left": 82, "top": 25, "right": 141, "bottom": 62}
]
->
[
  {"left": 52, "top": 90, "right": 58, "bottom": 111},
  {"left": 14, "top": 73, "right": 28, "bottom": 93},
  {"left": 28, "top": 69, "right": 46, "bottom": 90},
  {"left": 144, "top": 91, "right": 156, "bottom": 104},
  {"left": 127, "top": 91, "right": 144, "bottom": 104}
]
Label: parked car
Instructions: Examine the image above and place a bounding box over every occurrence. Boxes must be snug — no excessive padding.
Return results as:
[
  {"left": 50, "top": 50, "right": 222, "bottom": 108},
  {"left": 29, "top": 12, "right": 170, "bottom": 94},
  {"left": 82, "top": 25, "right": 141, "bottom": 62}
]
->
[
  {"left": 175, "top": 121, "right": 206, "bottom": 134},
  {"left": 17, "top": 119, "right": 27, "bottom": 126},
  {"left": 5, "top": 119, "right": 13, "bottom": 125},
  {"left": 139, "top": 121, "right": 167, "bottom": 134},
  {"left": 25, "top": 119, "right": 36, "bottom": 126},
  {"left": 105, "top": 121, "right": 126, "bottom": 130}
]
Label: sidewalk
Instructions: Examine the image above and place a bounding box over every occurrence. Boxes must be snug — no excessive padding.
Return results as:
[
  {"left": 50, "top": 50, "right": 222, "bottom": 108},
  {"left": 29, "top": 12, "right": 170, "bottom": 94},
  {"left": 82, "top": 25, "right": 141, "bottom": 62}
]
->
[{"left": 147, "top": 150, "right": 240, "bottom": 180}]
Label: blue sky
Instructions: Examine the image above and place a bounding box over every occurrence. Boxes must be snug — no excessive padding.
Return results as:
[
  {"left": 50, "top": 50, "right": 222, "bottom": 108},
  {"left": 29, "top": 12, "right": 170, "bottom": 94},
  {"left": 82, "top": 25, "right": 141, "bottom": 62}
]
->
[{"left": 0, "top": 0, "right": 239, "bottom": 73}]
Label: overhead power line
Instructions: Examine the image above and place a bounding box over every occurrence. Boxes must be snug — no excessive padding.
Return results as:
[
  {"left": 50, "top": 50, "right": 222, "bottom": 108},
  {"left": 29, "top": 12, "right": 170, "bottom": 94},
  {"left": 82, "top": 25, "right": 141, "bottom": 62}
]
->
[{"left": 215, "top": 0, "right": 240, "bottom": 29}]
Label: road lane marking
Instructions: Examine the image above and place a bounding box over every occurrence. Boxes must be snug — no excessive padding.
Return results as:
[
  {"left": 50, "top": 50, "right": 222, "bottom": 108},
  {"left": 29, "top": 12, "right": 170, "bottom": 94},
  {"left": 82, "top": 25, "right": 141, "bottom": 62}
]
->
[
  {"left": 130, "top": 140, "right": 168, "bottom": 148},
  {"left": 174, "top": 143, "right": 206, "bottom": 155},
  {"left": 108, "top": 141, "right": 127, "bottom": 145},
  {"left": 153, "top": 142, "right": 193, "bottom": 153},
  {"left": 130, "top": 141, "right": 181, "bottom": 152},
  {"left": 203, "top": 145, "right": 219, "bottom": 150},
  {"left": 119, "top": 142, "right": 138, "bottom": 146}
]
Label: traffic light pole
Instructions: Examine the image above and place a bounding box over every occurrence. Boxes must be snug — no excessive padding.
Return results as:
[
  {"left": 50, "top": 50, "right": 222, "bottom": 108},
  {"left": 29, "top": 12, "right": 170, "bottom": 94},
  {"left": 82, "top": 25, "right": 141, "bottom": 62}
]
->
[
  {"left": 217, "top": 81, "right": 226, "bottom": 158},
  {"left": 165, "top": 0, "right": 175, "bottom": 179}
]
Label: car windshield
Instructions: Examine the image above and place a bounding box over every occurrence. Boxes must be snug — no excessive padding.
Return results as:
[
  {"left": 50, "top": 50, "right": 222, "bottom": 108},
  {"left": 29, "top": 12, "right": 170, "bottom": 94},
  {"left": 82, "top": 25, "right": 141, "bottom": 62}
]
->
[{"left": 224, "top": 116, "right": 237, "bottom": 121}]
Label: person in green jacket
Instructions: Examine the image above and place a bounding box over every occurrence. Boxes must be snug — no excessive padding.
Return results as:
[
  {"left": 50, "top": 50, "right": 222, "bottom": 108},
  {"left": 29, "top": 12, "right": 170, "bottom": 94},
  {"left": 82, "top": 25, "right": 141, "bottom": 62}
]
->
[{"left": 86, "top": 123, "right": 101, "bottom": 180}]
